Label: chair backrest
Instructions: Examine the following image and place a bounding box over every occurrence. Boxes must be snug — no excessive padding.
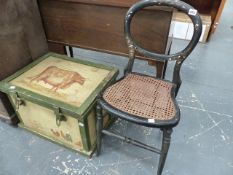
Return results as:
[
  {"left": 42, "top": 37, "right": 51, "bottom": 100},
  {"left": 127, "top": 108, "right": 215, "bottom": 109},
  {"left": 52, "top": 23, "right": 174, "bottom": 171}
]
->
[{"left": 124, "top": 0, "right": 202, "bottom": 95}]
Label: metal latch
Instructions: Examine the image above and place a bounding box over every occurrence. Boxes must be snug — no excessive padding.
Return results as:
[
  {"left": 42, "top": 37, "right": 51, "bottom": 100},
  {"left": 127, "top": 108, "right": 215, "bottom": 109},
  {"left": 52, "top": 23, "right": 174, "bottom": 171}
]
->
[
  {"left": 14, "top": 92, "right": 25, "bottom": 111},
  {"left": 54, "top": 107, "right": 66, "bottom": 127}
]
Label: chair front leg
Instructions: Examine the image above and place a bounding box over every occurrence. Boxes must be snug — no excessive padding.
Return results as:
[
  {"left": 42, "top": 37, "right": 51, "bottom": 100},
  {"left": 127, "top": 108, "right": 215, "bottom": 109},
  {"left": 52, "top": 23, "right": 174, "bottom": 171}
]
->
[
  {"left": 157, "top": 128, "right": 173, "bottom": 175},
  {"left": 96, "top": 103, "right": 103, "bottom": 156}
]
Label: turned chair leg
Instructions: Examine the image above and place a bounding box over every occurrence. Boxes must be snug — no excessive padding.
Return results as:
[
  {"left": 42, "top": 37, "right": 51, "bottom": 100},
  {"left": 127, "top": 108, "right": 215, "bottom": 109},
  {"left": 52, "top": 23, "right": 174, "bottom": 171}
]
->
[
  {"left": 96, "top": 103, "right": 103, "bottom": 156},
  {"left": 157, "top": 129, "right": 173, "bottom": 175}
]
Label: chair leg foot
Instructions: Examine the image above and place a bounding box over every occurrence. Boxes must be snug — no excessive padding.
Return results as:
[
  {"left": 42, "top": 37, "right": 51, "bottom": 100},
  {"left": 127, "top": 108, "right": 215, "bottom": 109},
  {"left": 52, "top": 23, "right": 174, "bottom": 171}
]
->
[
  {"left": 96, "top": 103, "right": 103, "bottom": 156},
  {"left": 157, "top": 129, "right": 173, "bottom": 175}
]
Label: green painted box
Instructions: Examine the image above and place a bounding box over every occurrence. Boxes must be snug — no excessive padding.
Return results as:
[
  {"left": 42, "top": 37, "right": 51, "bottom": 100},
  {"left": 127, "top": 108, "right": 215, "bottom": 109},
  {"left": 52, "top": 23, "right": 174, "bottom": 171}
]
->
[{"left": 0, "top": 53, "right": 118, "bottom": 156}]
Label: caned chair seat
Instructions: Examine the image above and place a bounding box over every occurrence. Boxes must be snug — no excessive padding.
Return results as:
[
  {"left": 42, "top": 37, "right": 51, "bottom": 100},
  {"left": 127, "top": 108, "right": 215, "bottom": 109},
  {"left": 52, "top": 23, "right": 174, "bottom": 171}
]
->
[{"left": 103, "top": 73, "right": 177, "bottom": 121}]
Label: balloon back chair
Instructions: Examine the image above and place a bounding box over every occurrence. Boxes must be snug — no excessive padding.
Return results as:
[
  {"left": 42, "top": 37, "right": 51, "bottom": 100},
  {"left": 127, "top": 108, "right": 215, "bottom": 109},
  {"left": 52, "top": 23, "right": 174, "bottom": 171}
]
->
[{"left": 96, "top": 0, "right": 202, "bottom": 174}]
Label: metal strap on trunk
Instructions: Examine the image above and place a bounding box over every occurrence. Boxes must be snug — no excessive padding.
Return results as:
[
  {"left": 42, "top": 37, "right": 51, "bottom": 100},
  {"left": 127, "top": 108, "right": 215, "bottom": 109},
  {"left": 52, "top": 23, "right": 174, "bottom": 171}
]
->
[
  {"left": 13, "top": 92, "right": 24, "bottom": 111},
  {"left": 54, "top": 107, "right": 66, "bottom": 127}
]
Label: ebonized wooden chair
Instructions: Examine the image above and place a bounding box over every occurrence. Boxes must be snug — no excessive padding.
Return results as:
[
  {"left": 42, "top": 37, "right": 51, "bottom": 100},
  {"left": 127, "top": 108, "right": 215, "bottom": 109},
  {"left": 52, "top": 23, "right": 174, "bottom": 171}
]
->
[{"left": 96, "top": 1, "right": 202, "bottom": 174}]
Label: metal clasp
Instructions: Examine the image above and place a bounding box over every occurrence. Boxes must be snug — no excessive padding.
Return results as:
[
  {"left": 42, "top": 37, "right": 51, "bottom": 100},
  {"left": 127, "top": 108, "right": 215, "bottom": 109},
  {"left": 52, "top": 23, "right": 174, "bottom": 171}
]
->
[
  {"left": 14, "top": 92, "right": 24, "bottom": 111},
  {"left": 54, "top": 107, "right": 66, "bottom": 127}
]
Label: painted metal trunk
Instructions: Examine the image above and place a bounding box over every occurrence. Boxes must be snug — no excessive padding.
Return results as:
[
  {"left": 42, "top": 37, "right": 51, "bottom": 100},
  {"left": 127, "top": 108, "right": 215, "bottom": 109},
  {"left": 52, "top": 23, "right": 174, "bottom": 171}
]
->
[{"left": 0, "top": 53, "right": 118, "bottom": 156}]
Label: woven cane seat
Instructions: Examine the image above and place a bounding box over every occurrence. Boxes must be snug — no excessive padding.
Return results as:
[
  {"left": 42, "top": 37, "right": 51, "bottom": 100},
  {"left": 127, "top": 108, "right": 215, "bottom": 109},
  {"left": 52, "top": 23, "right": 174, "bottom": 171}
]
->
[{"left": 103, "top": 74, "right": 177, "bottom": 121}]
